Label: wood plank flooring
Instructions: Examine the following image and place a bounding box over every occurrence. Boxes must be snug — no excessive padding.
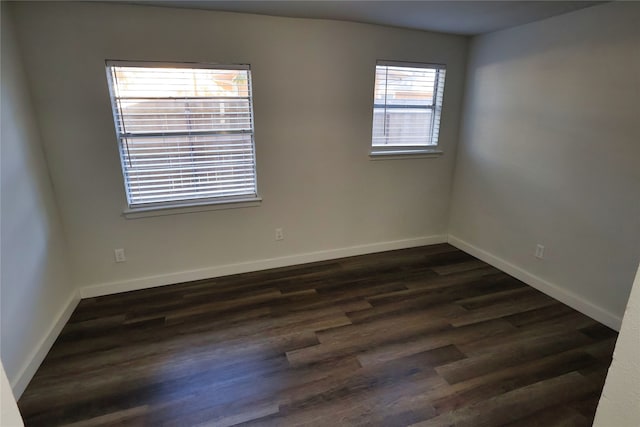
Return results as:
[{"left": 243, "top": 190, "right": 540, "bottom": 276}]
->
[{"left": 18, "top": 244, "right": 617, "bottom": 426}]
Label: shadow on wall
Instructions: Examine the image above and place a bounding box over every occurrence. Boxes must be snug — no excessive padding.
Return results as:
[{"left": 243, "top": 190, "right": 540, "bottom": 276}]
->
[{"left": 0, "top": 3, "right": 75, "bottom": 390}]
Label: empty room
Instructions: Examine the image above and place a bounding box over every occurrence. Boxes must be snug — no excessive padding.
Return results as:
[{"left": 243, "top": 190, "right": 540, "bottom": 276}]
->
[{"left": 1, "top": 1, "right": 639, "bottom": 426}]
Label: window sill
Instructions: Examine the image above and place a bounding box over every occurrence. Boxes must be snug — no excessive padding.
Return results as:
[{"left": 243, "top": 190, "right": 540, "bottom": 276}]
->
[
  {"left": 122, "top": 196, "right": 262, "bottom": 219},
  {"left": 369, "top": 149, "right": 443, "bottom": 160}
]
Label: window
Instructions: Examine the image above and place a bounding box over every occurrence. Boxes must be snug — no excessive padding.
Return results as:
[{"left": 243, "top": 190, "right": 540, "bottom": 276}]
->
[
  {"left": 106, "top": 61, "right": 258, "bottom": 211},
  {"left": 371, "top": 61, "right": 446, "bottom": 156}
]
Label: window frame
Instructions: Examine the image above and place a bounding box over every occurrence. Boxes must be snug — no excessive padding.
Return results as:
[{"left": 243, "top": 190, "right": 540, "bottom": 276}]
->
[
  {"left": 105, "top": 60, "right": 260, "bottom": 216},
  {"left": 370, "top": 60, "right": 447, "bottom": 158}
]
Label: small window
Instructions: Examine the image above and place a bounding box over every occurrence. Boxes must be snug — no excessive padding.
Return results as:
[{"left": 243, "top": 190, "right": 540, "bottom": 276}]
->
[
  {"left": 106, "top": 61, "right": 259, "bottom": 211},
  {"left": 371, "top": 61, "right": 446, "bottom": 156}
]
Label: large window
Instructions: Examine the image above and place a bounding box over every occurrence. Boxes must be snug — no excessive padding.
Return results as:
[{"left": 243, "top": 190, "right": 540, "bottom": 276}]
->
[
  {"left": 106, "top": 61, "right": 258, "bottom": 211},
  {"left": 371, "top": 61, "right": 446, "bottom": 156}
]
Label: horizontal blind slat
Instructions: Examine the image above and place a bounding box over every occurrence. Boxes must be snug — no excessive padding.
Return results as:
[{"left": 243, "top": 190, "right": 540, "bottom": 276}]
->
[
  {"left": 124, "top": 161, "right": 256, "bottom": 175},
  {"left": 128, "top": 178, "right": 256, "bottom": 194},
  {"left": 129, "top": 186, "right": 256, "bottom": 202},
  {"left": 127, "top": 144, "right": 253, "bottom": 152},
  {"left": 126, "top": 148, "right": 254, "bottom": 158},
  {"left": 127, "top": 173, "right": 255, "bottom": 187},
  {"left": 124, "top": 158, "right": 256, "bottom": 170}
]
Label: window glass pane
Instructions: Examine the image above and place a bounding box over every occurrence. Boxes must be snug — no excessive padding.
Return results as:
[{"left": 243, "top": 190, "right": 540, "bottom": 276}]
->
[
  {"left": 371, "top": 62, "right": 446, "bottom": 150},
  {"left": 106, "top": 63, "right": 257, "bottom": 209},
  {"left": 116, "top": 98, "right": 252, "bottom": 134},
  {"left": 111, "top": 67, "right": 250, "bottom": 98},
  {"left": 373, "top": 66, "right": 436, "bottom": 106},
  {"left": 372, "top": 108, "right": 434, "bottom": 147}
]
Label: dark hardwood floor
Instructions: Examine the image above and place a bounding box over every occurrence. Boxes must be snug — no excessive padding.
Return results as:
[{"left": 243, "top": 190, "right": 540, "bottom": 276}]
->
[{"left": 18, "top": 244, "right": 617, "bottom": 426}]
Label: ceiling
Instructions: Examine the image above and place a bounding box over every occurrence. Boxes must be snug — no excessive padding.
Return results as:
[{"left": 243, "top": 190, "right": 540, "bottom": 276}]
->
[{"left": 127, "top": 1, "right": 603, "bottom": 35}]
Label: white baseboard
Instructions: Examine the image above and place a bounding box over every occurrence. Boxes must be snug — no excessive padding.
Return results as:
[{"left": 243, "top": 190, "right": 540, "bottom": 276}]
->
[
  {"left": 11, "top": 290, "right": 81, "bottom": 399},
  {"left": 80, "top": 235, "right": 448, "bottom": 299},
  {"left": 448, "top": 235, "right": 622, "bottom": 331}
]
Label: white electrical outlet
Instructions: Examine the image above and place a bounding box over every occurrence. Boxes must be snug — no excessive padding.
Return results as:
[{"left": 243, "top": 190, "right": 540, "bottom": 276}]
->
[
  {"left": 275, "top": 228, "right": 284, "bottom": 241},
  {"left": 114, "top": 248, "right": 126, "bottom": 263},
  {"left": 535, "top": 244, "right": 545, "bottom": 259}
]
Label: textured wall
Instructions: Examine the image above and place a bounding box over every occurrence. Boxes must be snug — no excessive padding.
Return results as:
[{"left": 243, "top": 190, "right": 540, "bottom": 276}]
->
[
  {"left": 1, "top": 3, "right": 75, "bottom": 394},
  {"left": 450, "top": 2, "right": 640, "bottom": 322},
  {"left": 11, "top": 2, "right": 468, "bottom": 293}
]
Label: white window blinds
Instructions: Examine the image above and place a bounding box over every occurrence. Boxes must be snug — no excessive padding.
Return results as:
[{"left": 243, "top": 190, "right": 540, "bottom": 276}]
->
[
  {"left": 371, "top": 61, "right": 446, "bottom": 153},
  {"left": 106, "top": 61, "right": 258, "bottom": 209}
]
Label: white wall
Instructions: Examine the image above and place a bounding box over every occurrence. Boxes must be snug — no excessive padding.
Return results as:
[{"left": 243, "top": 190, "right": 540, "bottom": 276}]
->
[
  {"left": 449, "top": 2, "right": 640, "bottom": 327},
  {"left": 0, "top": 3, "right": 77, "bottom": 397},
  {"left": 10, "top": 2, "right": 468, "bottom": 296},
  {"left": 595, "top": 263, "right": 640, "bottom": 426}
]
